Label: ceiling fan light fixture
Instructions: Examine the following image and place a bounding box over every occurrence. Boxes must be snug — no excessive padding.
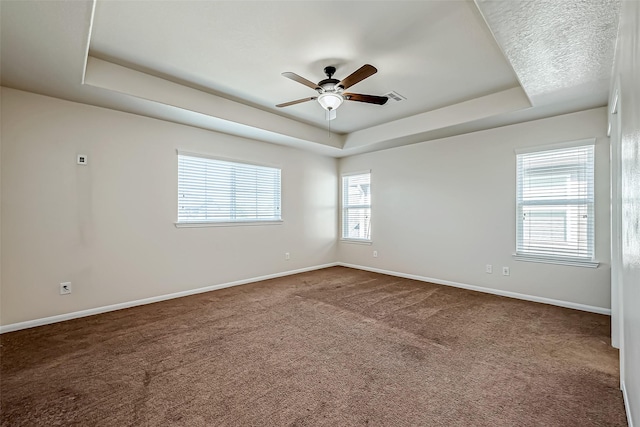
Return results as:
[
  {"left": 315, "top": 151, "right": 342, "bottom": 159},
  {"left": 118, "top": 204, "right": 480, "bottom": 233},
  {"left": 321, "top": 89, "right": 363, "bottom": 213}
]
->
[
  {"left": 277, "top": 64, "right": 386, "bottom": 119},
  {"left": 317, "top": 92, "right": 344, "bottom": 111}
]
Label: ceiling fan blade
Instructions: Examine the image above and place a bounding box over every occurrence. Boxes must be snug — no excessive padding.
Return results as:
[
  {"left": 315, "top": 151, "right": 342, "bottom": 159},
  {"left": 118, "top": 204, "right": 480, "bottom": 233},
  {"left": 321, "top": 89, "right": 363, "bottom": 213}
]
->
[
  {"left": 344, "top": 93, "right": 389, "bottom": 105},
  {"left": 337, "top": 64, "right": 378, "bottom": 90},
  {"left": 281, "top": 72, "right": 320, "bottom": 90},
  {"left": 276, "top": 97, "right": 317, "bottom": 108}
]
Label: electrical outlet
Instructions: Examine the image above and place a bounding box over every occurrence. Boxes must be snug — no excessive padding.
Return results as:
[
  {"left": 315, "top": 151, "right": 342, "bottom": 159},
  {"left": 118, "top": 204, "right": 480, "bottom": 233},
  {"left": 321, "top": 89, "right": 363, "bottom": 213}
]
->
[
  {"left": 373, "top": 250, "right": 378, "bottom": 258},
  {"left": 60, "top": 282, "right": 72, "bottom": 295},
  {"left": 485, "top": 264, "right": 492, "bottom": 274},
  {"left": 285, "top": 252, "right": 290, "bottom": 260},
  {"left": 502, "top": 267, "right": 510, "bottom": 276}
]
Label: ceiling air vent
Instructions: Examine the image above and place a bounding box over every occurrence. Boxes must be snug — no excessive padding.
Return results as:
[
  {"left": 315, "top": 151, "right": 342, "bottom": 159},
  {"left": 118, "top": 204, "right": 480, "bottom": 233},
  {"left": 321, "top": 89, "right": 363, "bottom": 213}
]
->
[{"left": 384, "top": 91, "right": 406, "bottom": 102}]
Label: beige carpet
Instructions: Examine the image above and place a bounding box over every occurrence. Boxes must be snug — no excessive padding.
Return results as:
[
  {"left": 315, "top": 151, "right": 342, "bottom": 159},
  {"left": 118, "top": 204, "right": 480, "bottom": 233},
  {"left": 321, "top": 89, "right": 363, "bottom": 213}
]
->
[{"left": 0, "top": 267, "right": 627, "bottom": 426}]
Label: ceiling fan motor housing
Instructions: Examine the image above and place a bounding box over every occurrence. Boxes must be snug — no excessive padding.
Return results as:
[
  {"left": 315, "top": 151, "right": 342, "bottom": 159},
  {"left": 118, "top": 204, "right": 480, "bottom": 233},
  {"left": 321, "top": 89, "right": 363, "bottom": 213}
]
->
[
  {"left": 318, "top": 66, "right": 342, "bottom": 93},
  {"left": 318, "top": 79, "right": 341, "bottom": 93}
]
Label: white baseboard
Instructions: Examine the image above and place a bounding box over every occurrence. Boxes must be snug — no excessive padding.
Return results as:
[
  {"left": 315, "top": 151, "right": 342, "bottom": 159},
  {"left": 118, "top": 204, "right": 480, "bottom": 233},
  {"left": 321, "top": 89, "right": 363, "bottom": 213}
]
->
[
  {"left": 337, "top": 263, "right": 611, "bottom": 315},
  {"left": 0, "top": 261, "right": 611, "bottom": 334},
  {"left": 0, "top": 262, "right": 339, "bottom": 334},
  {"left": 622, "top": 381, "right": 634, "bottom": 427}
]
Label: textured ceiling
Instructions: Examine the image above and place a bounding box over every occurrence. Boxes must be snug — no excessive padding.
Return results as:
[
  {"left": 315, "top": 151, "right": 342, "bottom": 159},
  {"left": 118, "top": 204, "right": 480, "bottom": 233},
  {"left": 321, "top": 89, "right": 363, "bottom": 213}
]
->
[{"left": 476, "top": 0, "right": 620, "bottom": 102}]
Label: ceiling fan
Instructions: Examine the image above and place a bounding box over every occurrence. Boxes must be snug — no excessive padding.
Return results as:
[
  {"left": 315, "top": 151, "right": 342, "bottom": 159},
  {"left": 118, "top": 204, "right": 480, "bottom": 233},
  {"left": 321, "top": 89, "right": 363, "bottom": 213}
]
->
[{"left": 276, "top": 64, "right": 388, "bottom": 120}]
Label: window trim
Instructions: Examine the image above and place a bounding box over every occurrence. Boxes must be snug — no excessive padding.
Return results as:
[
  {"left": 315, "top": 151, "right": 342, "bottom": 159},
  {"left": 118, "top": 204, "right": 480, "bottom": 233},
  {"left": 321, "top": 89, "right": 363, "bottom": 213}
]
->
[
  {"left": 512, "top": 254, "right": 599, "bottom": 268},
  {"left": 341, "top": 170, "right": 372, "bottom": 243},
  {"left": 175, "top": 150, "right": 282, "bottom": 228},
  {"left": 175, "top": 220, "right": 283, "bottom": 228},
  {"left": 513, "top": 139, "right": 598, "bottom": 268},
  {"left": 513, "top": 138, "right": 596, "bottom": 155},
  {"left": 176, "top": 150, "right": 280, "bottom": 170}
]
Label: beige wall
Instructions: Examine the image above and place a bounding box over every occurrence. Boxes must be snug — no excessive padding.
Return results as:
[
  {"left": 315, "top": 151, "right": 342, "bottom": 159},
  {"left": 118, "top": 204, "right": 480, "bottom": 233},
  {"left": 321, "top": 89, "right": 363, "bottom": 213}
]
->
[
  {"left": 0, "top": 88, "right": 338, "bottom": 326},
  {"left": 339, "top": 108, "right": 611, "bottom": 310},
  {"left": 0, "top": 89, "right": 616, "bottom": 328},
  {"left": 0, "top": 89, "right": 613, "bottom": 326},
  {"left": 611, "top": 1, "right": 640, "bottom": 424}
]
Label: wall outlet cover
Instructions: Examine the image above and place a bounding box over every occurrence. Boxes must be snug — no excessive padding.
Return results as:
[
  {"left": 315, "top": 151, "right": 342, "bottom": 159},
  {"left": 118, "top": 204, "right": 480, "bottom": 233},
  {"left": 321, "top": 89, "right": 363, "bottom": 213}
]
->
[{"left": 60, "top": 282, "right": 72, "bottom": 295}]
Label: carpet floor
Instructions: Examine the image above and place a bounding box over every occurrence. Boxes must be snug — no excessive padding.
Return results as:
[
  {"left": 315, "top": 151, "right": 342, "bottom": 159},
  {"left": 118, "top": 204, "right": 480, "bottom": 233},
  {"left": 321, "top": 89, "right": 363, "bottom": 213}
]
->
[{"left": 0, "top": 266, "right": 627, "bottom": 426}]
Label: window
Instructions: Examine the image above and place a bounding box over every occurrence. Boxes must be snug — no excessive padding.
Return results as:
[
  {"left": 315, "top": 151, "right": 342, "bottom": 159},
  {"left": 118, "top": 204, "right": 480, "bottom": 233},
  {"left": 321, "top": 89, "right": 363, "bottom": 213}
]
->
[
  {"left": 515, "top": 142, "right": 596, "bottom": 267},
  {"left": 342, "top": 172, "right": 371, "bottom": 241},
  {"left": 177, "top": 152, "right": 281, "bottom": 225}
]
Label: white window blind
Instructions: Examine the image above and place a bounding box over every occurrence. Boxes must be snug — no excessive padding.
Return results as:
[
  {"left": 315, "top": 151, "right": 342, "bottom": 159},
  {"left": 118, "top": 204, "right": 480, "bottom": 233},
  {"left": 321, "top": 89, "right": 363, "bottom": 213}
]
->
[
  {"left": 516, "top": 144, "right": 594, "bottom": 264},
  {"left": 177, "top": 153, "right": 281, "bottom": 224},
  {"left": 342, "top": 172, "right": 371, "bottom": 241}
]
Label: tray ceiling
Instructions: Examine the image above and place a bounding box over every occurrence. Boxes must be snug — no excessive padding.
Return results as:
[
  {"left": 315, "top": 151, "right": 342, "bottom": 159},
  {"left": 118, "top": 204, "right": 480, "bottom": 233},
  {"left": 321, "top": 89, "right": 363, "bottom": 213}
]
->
[{"left": 0, "top": 0, "right": 620, "bottom": 156}]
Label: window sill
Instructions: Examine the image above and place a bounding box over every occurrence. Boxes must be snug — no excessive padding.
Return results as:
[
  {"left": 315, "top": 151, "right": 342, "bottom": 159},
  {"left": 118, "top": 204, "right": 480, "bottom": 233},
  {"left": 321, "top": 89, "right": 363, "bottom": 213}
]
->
[
  {"left": 340, "top": 239, "right": 372, "bottom": 245},
  {"left": 175, "top": 220, "right": 283, "bottom": 228},
  {"left": 512, "top": 254, "right": 599, "bottom": 268}
]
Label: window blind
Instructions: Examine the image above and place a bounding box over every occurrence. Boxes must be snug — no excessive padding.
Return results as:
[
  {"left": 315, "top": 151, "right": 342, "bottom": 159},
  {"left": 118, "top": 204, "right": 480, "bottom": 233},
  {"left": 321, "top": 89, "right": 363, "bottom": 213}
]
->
[
  {"left": 177, "top": 153, "right": 281, "bottom": 224},
  {"left": 516, "top": 144, "right": 594, "bottom": 261},
  {"left": 342, "top": 172, "right": 371, "bottom": 241}
]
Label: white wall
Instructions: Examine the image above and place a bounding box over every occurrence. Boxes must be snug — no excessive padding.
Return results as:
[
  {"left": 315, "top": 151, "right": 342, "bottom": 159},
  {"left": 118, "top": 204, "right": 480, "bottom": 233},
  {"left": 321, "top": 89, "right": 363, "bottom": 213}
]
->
[
  {"left": 0, "top": 88, "right": 338, "bottom": 326},
  {"left": 339, "top": 108, "right": 611, "bottom": 310},
  {"left": 0, "top": 88, "right": 3, "bottom": 326},
  {"left": 611, "top": 1, "right": 640, "bottom": 424}
]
